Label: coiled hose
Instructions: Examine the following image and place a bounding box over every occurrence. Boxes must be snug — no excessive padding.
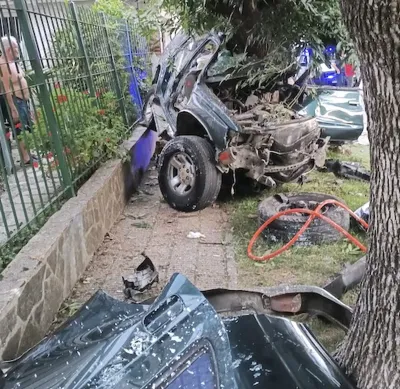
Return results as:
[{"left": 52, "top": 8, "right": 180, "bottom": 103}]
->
[{"left": 247, "top": 199, "right": 369, "bottom": 262}]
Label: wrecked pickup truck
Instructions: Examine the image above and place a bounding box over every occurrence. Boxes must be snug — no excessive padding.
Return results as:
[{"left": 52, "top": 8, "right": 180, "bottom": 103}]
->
[{"left": 146, "top": 33, "right": 328, "bottom": 212}]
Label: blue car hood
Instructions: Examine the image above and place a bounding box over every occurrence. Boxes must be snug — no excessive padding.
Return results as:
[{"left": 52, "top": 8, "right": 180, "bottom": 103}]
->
[{"left": 0, "top": 274, "right": 356, "bottom": 389}]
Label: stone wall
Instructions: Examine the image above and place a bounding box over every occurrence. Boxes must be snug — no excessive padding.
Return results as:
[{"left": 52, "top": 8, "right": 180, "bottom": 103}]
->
[{"left": 0, "top": 160, "right": 133, "bottom": 360}]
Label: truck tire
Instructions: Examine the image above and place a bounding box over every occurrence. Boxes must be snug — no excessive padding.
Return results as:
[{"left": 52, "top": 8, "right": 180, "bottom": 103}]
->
[
  {"left": 258, "top": 192, "right": 350, "bottom": 245},
  {"left": 158, "top": 136, "right": 222, "bottom": 212}
]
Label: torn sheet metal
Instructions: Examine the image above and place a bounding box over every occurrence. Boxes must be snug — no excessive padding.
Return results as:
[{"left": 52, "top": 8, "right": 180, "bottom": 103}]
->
[
  {"left": 0, "top": 274, "right": 357, "bottom": 389},
  {"left": 0, "top": 275, "right": 235, "bottom": 389},
  {"left": 354, "top": 201, "right": 370, "bottom": 225},
  {"left": 122, "top": 253, "right": 159, "bottom": 299}
]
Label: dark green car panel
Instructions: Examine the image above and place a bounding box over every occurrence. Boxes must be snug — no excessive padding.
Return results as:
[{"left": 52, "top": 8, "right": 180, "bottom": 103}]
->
[{"left": 298, "top": 87, "right": 364, "bottom": 142}]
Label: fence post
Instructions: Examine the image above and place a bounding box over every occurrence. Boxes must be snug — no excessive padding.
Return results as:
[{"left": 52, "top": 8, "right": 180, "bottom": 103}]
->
[
  {"left": 101, "top": 13, "right": 128, "bottom": 127},
  {"left": 15, "top": 0, "right": 74, "bottom": 197},
  {"left": 69, "top": 1, "right": 96, "bottom": 98},
  {"left": 0, "top": 119, "right": 12, "bottom": 175}
]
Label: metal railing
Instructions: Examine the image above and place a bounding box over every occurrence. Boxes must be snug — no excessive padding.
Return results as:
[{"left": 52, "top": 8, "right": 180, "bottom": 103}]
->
[{"left": 0, "top": 0, "right": 151, "bottom": 268}]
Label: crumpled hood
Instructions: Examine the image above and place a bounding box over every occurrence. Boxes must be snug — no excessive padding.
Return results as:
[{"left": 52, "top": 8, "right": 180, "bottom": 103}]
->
[
  {"left": 0, "top": 274, "right": 355, "bottom": 389},
  {"left": 0, "top": 275, "right": 235, "bottom": 389}
]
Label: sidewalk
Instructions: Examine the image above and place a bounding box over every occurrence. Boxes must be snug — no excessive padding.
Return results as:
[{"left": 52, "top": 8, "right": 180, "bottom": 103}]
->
[
  {"left": 64, "top": 167, "right": 238, "bottom": 305},
  {"left": 0, "top": 158, "right": 61, "bottom": 245}
]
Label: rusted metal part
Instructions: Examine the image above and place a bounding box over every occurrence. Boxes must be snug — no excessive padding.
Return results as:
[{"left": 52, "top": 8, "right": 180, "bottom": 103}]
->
[
  {"left": 233, "top": 107, "right": 299, "bottom": 133},
  {"left": 324, "top": 159, "right": 370, "bottom": 182},
  {"left": 200, "top": 285, "right": 353, "bottom": 330},
  {"left": 264, "top": 158, "right": 311, "bottom": 173},
  {"left": 229, "top": 144, "right": 269, "bottom": 168},
  {"left": 270, "top": 294, "right": 302, "bottom": 313},
  {"left": 220, "top": 115, "right": 326, "bottom": 185},
  {"left": 220, "top": 144, "right": 276, "bottom": 186},
  {"left": 141, "top": 284, "right": 353, "bottom": 330}
]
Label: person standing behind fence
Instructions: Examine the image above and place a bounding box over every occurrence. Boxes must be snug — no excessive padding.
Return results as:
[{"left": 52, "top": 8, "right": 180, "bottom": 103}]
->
[{"left": 0, "top": 35, "right": 36, "bottom": 165}]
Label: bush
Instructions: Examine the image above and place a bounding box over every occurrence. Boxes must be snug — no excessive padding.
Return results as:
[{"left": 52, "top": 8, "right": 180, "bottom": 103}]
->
[{"left": 27, "top": 87, "right": 126, "bottom": 170}]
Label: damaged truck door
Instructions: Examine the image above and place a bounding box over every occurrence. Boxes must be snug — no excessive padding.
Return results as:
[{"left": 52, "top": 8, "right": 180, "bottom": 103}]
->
[
  {"left": 152, "top": 34, "right": 328, "bottom": 212},
  {"left": 151, "top": 35, "right": 219, "bottom": 139}
]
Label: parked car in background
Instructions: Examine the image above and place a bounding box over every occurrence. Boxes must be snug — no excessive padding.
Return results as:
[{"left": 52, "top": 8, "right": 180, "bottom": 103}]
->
[
  {"left": 297, "top": 86, "right": 364, "bottom": 144},
  {"left": 295, "top": 47, "right": 364, "bottom": 143}
]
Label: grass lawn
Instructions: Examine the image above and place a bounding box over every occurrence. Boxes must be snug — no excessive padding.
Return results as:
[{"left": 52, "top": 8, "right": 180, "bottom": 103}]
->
[{"left": 224, "top": 144, "right": 370, "bottom": 351}]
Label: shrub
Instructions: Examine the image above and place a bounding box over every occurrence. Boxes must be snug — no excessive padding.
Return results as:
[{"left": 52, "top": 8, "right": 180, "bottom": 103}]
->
[{"left": 27, "top": 87, "right": 126, "bottom": 170}]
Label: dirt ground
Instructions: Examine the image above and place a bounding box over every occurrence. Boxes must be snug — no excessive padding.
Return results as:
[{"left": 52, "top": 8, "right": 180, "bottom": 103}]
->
[{"left": 56, "top": 166, "right": 238, "bottom": 321}]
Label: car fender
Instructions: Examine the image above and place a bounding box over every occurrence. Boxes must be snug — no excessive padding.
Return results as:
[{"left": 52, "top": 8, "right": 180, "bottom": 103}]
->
[{"left": 176, "top": 108, "right": 229, "bottom": 151}]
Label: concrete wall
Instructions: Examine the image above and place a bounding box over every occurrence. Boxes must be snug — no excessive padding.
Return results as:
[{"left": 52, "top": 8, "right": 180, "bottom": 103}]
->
[{"left": 0, "top": 159, "right": 133, "bottom": 360}]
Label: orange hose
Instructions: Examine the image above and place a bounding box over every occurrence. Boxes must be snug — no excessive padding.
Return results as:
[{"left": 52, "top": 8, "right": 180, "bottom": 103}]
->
[{"left": 247, "top": 199, "right": 369, "bottom": 262}]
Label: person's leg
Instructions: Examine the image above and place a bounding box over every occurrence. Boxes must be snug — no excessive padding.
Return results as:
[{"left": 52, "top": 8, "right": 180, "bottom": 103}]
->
[
  {"left": 337, "top": 72, "right": 344, "bottom": 86},
  {"left": 13, "top": 123, "right": 30, "bottom": 163},
  {"left": 14, "top": 98, "right": 33, "bottom": 164},
  {"left": 18, "top": 139, "right": 30, "bottom": 164},
  {"left": 346, "top": 76, "right": 353, "bottom": 87}
]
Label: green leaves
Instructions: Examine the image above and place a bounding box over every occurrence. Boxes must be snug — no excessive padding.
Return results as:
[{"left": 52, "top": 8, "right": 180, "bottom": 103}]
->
[
  {"left": 38, "top": 0, "right": 152, "bottom": 175},
  {"left": 342, "top": 242, "right": 363, "bottom": 256},
  {"left": 155, "top": 0, "right": 352, "bottom": 73},
  {"left": 92, "top": 0, "right": 128, "bottom": 19},
  {"left": 26, "top": 88, "right": 127, "bottom": 174}
]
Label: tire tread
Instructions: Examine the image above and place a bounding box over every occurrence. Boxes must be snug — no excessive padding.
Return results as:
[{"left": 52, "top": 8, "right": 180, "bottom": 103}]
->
[{"left": 158, "top": 136, "right": 221, "bottom": 212}]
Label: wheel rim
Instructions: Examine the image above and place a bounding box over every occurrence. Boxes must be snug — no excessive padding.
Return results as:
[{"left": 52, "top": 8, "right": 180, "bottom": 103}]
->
[{"left": 167, "top": 152, "right": 196, "bottom": 195}]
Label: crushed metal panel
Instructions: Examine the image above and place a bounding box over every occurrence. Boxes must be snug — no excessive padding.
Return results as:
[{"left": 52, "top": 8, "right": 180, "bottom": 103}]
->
[
  {"left": 0, "top": 275, "right": 236, "bottom": 389},
  {"left": 122, "top": 253, "right": 159, "bottom": 299},
  {"left": 1, "top": 275, "right": 357, "bottom": 389}
]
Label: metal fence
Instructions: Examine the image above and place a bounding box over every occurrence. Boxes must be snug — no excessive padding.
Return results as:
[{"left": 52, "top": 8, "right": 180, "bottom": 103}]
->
[{"left": 0, "top": 0, "right": 151, "bottom": 266}]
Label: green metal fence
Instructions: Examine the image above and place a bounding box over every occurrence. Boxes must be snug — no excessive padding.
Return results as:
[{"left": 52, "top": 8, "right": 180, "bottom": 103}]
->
[{"left": 0, "top": 0, "right": 151, "bottom": 269}]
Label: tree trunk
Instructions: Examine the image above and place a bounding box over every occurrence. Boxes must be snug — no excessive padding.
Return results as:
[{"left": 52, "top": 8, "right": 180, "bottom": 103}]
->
[{"left": 336, "top": 1, "right": 400, "bottom": 388}]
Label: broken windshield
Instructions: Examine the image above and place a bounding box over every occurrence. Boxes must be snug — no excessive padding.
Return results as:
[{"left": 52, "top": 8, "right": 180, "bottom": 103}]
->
[{"left": 207, "top": 51, "right": 248, "bottom": 77}]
